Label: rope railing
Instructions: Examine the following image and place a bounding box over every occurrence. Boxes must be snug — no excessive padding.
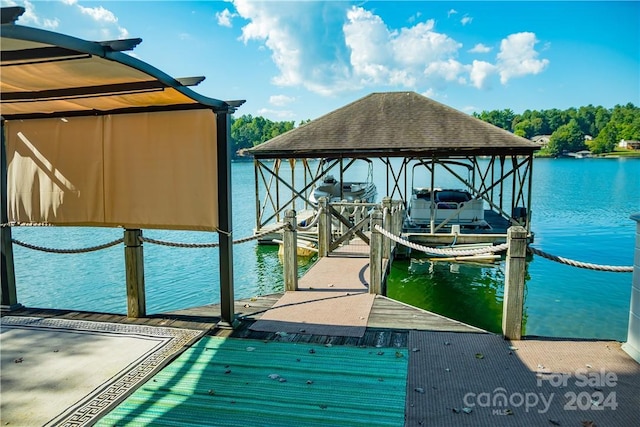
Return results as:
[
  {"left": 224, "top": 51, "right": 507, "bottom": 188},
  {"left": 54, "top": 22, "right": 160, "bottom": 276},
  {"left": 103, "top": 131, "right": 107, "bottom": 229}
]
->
[
  {"left": 5, "top": 220, "right": 635, "bottom": 273},
  {"left": 297, "top": 208, "right": 323, "bottom": 231},
  {"left": 139, "top": 237, "right": 219, "bottom": 249},
  {"left": 8, "top": 223, "right": 288, "bottom": 252},
  {"left": 373, "top": 225, "right": 633, "bottom": 273},
  {"left": 373, "top": 225, "right": 508, "bottom": 256},
  {"left": 11, "top": 238, "right": 124, "bottom": 254},
  {"left": 139, "top": 224, "right": 289, "bottom": 248},
  {"left": 528, "top": 247, "right": 633, "bottom": 273}
]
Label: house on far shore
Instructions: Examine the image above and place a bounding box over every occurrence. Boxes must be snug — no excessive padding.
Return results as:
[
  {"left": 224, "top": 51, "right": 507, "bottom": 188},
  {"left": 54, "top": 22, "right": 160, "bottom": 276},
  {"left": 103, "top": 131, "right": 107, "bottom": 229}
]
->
[
  {"left": 531, "top": 134, "right": 551, "bottom": 148},
  {"left": 619, "top": 139, "right": 640, "bottom": 150}
]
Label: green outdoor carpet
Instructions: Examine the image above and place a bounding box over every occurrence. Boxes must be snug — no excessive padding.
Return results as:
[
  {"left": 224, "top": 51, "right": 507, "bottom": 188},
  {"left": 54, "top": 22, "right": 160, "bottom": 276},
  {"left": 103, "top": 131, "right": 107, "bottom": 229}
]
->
[{"left": 96, "top": 336, "right": 408, "bottom": 427}]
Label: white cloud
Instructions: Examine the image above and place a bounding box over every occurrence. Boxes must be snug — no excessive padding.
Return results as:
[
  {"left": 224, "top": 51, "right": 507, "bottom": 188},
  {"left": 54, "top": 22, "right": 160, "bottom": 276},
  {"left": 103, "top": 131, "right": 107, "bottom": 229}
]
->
[
  {"left": 422, "top": 88, "right": 436, "bottom": 98},
  {"left": 469, "top": 60, "right": 497, "bottom": 89},
  {"left": 72, "top": 3, "right": 128, "bottom": 39},
  {"left": 391, "top": 20, "right": 461, "bottom": 66},
  {"left": 447, "top": 9, "right": 458, "bottom": 18},
  {"left": 216, "top": 8, "right": 236, "bottom": 27},
  {"left": 234, "top": 0, "right": 356, "bottom": 94},
  {"left": 424, "top": 59, "right": 465, "bottom": 83},
  {"left": 236, "top": 0, "right": 304, "bottom": 87},
  {"left": 343, "top": 7, "right": 394, "bottom": 84},
  {"left": 78, "top": 5, "right": 117, "bottom": 24},
  {"left": 497, "top": 32, "right": 549, "bottom": 84},
  {"left": 9, "top": 0, "right": 58, "bottom": 29},
  {"left": 229, "top": 1, "right": 548, "bottom": 97},
  {"left": 344, "top": 7, "right": 461, "bottom": 87},
  {"left": 269, "top": 95, "right": 295, "bottom": 106},
  {"left": 257, "top": 108, "right": 296, "bottom": 119},
  {"left": 408, "top": 11, "right": 422, "bottom": 24},
  {"left": 42, "top": 17, "right": 59, "bottom": 29},
  {"left": 461, "top": 15, "right": 473, "bottom": 26},
  {"left": 468, "top": 43, "right": 492, "bottom": 54}
]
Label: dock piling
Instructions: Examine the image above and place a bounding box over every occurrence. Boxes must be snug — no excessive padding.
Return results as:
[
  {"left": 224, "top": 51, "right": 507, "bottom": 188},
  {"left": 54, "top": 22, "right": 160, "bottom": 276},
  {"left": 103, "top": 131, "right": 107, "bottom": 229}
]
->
[
  {"left": 370, "top": 209, "right": 383, "bottom": 294},
  {"left": 124, "top": 228, "right": 146, "bottom": 318},
  {"left": 382, "top": 197, "right": 392, "bottom": 260},
  {"left": 283, "top": 210, "right": 299, "bottom": 291},
  {"left": 318, "top": 197, "right": 331, "bottom": 257},
  {"left": 502, "top": 226, "right": 527, "bottom": 340}
]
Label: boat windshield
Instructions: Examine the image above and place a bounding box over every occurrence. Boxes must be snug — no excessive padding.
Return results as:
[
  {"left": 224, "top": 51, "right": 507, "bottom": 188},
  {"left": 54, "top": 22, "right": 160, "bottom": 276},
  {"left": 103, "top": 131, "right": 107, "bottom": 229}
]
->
[{"left": 436, "top": 190, "right": 471, "bottom": 203}]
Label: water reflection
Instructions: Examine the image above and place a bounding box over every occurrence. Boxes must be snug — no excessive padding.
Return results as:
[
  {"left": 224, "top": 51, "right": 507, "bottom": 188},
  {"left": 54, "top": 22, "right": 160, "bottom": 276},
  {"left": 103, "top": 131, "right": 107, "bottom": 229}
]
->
[
  {"left": 387, "top": 256, "right": 528, "bottom": 334},
  {"left": 253, "top": 244, "right": 316, "bottom": 296}
]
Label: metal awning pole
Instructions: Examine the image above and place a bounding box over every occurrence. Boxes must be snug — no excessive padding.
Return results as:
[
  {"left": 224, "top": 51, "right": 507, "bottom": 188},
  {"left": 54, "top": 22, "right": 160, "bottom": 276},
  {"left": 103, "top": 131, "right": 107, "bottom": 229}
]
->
[
  {"left": 1, "top": 120, "right": 18, "bottom": 308},
  {"left": 216, "top": 111, "right": 235, "bottom": 327}
]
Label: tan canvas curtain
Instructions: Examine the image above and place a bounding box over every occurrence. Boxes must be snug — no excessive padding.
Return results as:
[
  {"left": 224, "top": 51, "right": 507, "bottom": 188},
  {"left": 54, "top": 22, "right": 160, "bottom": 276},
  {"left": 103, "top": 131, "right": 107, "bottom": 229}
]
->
[{"left": 5, "top": 109, "right": 219, "bottom": 231}]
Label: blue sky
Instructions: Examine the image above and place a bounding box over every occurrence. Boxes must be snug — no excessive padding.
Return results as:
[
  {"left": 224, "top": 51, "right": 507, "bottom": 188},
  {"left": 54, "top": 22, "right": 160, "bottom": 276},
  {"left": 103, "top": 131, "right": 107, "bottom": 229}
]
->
[{"left": 5, "top": 1, "right": 639, "bottom": 122}]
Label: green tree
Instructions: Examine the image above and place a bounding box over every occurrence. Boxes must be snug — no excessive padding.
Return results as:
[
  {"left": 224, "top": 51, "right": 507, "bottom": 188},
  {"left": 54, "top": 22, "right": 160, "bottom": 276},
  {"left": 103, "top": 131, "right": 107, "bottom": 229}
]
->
[
  {"left": 230, "top": 114, "right": 297, "bottom": 158},
  {"left": 547, "top": 119, "right": 586, "bottom": 155},
  {"left": 589, "top": 121, "right": 618, "bottom": 154},
  {"left": 473, "top": 109, "right": 515, "bottom": 130},
  {"left": 468, "top": 102, "right": 640, "bottom": 154},
  {"left": 513, "top": 119, "right": 534, "bottom": 138}
]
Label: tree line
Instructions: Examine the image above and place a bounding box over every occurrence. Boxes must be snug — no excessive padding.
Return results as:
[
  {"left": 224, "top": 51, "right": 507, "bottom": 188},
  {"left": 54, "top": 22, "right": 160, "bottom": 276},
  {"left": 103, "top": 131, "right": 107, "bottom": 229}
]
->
[
  {"left": 230, "top": 103, "right": 640, "bottom": 158},
  {"left": 230, "top": 115, "right": 310, "bottom": 159},
  {"left": 473, "top": 103, "right": 640, "bottom": 155}
]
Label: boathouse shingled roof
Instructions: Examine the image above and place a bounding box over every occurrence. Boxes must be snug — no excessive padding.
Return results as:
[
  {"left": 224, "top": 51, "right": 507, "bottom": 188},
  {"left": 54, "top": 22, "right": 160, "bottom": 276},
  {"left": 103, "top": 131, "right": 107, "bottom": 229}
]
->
[{"left": 248, "top": 91, "right": 540, "bottom": 159}]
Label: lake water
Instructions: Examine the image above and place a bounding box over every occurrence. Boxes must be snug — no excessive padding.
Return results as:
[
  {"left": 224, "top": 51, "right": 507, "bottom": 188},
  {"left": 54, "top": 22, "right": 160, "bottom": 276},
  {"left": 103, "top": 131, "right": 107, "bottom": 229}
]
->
[{"left": 10, "top": 158, "right": 640, "bottom": 341}]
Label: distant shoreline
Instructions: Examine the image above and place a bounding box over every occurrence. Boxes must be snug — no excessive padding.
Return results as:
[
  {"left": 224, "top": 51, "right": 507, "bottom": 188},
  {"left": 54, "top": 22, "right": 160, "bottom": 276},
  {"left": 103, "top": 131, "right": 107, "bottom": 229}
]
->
[{"left": 535, "top": 152, "right": 640, "bottom": 159}]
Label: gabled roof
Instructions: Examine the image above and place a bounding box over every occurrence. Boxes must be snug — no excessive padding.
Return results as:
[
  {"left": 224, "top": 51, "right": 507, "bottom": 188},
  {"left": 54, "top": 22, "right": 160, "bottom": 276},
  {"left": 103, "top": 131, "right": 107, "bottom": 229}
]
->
[
  {"left": 249, "top": 91, "right": 540, "bottom": 159},
  {"left": 1, "top": 6, "right": 242, "bottom": 120}
]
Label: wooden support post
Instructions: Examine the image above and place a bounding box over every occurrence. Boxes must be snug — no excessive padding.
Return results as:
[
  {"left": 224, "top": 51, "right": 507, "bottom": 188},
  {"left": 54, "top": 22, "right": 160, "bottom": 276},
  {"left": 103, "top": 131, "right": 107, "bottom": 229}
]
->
[
  {"left": 317, "top": 197, "right": 331, "bottom": 257},
  {"left": 1, "top": 121, "right": 19, "bottom": 310},
  {"left": 369, "top": 209, "right": 383, "bottom": 295},
  {"left": 283, "top": 210, "right": 299, "bottom": 291},
  {"left": 124, "top": 229, "right": 146, "bottom": 318},
  {"left": 382, "top": 197, "right": 392, "bottom": 259},
  {"left": 502, "top": 226, "right": 527, "bottom": 340}
]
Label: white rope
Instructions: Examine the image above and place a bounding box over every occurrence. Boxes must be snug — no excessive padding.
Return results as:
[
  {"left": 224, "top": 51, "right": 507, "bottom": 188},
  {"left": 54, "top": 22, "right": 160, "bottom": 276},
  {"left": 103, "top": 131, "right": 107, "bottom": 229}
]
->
[
  {"left": 529, "top": 247, "right": 633, "bottom": 273},
  {"left": 297, "top": 208, "right": 323, "bottom": 231},
  {"left": 373, "top": 225, "right": 508, "bottom": 256},
  {"left": 373, "top": 225, "right": 634, "bottom": 273}
]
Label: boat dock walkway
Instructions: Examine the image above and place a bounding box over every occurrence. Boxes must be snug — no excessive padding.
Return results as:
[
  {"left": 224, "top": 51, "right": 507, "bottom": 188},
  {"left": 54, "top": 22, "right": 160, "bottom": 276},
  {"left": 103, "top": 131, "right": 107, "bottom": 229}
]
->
[{"left": 2, "top": 297, "right": 638, "bottom": 426}]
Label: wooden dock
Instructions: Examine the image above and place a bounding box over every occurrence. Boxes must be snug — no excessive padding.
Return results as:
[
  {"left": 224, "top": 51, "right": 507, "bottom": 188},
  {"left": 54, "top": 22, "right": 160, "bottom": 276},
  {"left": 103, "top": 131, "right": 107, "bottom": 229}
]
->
[
  {"left": 2, "top": 292, "right": 483, "bottom": 347},
  {"left": 4, "top": 296, "right": 639, "bottom": 427}
]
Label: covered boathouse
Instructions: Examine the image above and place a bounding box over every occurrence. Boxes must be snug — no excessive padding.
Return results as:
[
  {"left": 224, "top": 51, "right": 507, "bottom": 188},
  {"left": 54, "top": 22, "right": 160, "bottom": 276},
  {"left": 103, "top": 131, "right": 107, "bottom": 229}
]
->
[{"left": 248, "top": 91, "right": 541, "bottom": 246}]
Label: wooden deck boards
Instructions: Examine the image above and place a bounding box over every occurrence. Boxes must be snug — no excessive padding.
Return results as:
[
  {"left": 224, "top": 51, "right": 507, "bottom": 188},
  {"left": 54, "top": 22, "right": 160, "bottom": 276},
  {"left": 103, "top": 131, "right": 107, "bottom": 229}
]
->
[{"left": 2, "top": 292, "right": 483, "bottom": 349}]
